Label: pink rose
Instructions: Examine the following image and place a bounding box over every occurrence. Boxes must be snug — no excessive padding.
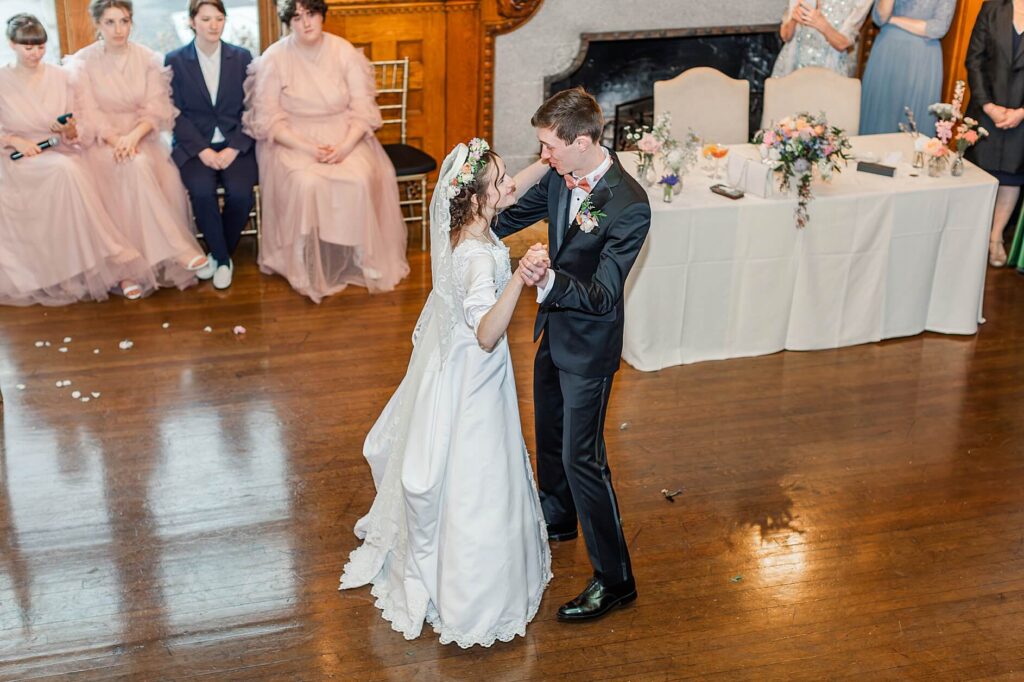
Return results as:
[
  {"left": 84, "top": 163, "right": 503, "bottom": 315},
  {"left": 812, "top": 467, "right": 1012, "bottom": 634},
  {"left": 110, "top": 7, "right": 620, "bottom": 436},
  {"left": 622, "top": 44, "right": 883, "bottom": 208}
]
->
[{"left": 637, "top": 133, "right": 661, "bottom": 155}]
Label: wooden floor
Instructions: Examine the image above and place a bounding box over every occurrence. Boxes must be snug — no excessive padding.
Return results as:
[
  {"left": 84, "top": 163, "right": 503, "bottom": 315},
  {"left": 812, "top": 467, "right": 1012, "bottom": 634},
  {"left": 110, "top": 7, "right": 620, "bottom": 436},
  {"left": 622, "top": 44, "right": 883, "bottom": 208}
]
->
[{"left": 2, "top": 236, "right": 1024, "bottom": 681}]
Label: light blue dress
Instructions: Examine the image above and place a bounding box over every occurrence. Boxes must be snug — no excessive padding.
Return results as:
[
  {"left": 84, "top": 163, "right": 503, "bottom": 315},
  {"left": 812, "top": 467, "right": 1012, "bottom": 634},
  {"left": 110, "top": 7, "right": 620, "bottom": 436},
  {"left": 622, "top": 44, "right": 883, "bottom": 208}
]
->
[{"left": 859, "top": 0, "right": 957, "bottom": 136}]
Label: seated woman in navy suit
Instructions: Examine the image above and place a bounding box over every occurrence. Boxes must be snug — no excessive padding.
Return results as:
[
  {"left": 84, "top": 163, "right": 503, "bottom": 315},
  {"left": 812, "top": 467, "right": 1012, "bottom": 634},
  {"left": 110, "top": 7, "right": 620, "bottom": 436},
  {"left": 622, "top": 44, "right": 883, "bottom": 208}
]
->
[{"left": 165, "top": 0, "right": 257, "bottom": 289}]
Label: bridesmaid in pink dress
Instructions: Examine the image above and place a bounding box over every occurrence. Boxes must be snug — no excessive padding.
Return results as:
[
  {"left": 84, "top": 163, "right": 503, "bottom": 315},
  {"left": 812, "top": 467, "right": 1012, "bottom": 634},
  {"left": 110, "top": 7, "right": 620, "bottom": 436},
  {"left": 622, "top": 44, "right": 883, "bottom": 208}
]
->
[
  {"left": 0, "top": 14, "right": 154, "bottom": 306},
  {"left": 65, "top": 0, "right": 209, "bottom": 290},
  {"left": 242, "top": 0, "right": 409, "bottom": 302}
]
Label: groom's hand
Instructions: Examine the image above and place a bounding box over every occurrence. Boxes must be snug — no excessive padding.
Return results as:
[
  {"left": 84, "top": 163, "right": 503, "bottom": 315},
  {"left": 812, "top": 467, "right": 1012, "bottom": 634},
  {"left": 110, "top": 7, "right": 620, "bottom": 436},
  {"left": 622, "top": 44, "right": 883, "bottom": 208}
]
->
[{"left": 519, "top": 243, "right": 550, "bottom": 287}]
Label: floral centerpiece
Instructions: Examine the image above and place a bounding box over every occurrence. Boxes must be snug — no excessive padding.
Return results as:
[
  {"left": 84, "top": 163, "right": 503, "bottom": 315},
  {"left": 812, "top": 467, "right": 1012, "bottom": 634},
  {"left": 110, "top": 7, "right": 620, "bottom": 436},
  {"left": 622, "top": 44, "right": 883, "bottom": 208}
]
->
[
  {"left": 951, "top": 116, "right": 989, "bottom": 176},
  {"left": 623, "top": 123, "right": 658, "bottom": 185},
  {"left": 917, "top": 136, "right": 951, "bottom": 177},
  {"left": 753, "top": 112, "right": 851, "bottom": 229},
  {"left": 929, "top": 80, "right": 966, "bottom": 145}
]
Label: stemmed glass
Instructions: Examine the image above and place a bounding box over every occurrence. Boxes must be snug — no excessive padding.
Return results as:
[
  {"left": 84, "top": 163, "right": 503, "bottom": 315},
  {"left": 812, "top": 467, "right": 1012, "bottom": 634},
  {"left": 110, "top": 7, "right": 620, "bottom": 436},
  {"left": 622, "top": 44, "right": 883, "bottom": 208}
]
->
[{"left": 710, "top": 145, "right": 730, "bottom": 180}]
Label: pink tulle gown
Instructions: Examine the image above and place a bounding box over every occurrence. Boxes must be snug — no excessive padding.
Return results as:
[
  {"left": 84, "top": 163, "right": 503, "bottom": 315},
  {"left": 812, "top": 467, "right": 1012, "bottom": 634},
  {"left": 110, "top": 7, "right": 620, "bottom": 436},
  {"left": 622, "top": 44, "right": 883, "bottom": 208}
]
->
[
  {"left": 66, "top": 41, "right": 205, "bottom": 289},
  {"left": 243, "top": 33, "right": 409, "bottom": 302},
  {"left": 0, "top": 63, "right": 155, "bottom": 306}
]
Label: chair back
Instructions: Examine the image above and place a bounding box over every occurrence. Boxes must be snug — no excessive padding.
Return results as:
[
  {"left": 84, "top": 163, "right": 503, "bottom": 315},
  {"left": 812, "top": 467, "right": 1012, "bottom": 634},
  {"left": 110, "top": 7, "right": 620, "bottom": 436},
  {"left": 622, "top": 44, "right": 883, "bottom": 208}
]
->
[
  {"left": 654, "top": 67, "right": 750, "bottom": 145},
  {"left": 761, "top": 66, "right": 861, "bottom": 133},
  {"left": 371, "top": 57, "right": 409, "bottom": 144}
]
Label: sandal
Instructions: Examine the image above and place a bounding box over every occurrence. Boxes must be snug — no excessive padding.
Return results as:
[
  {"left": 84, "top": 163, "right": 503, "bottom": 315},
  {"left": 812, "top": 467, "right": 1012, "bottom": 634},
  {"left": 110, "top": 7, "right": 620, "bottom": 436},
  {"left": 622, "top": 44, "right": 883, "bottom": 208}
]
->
[
  {"left": 989, "top": 239, "right": 1007, "bottom": 268},
  {"left": 121, "top": 280, "right": 143, "bottom": 300},
  {"left": 184, "top": 254, "right": 209, "bottom": 271}
]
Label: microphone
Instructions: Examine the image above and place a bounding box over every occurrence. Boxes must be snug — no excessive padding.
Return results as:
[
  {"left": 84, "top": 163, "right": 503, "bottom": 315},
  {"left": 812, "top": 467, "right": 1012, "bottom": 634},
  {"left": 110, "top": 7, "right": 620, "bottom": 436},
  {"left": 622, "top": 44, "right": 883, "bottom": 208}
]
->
[{"left": 10, "top": 136, "right": 59, "bottom": 160}]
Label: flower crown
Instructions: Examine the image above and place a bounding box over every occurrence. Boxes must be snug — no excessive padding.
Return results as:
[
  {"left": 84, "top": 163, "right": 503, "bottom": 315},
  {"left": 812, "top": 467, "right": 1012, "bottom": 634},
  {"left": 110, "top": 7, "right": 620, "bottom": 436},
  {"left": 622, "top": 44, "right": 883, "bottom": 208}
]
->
[{"left": 445, "top": 137, "right": 490, "bottom": 200}]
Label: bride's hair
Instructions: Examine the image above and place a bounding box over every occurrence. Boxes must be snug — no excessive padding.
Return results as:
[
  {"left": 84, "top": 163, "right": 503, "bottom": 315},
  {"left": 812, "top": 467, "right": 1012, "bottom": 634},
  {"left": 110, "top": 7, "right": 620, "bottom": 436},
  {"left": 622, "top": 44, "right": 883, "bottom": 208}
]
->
[{"left": 448, "top": 149, "right": 500, "bottom": 247}]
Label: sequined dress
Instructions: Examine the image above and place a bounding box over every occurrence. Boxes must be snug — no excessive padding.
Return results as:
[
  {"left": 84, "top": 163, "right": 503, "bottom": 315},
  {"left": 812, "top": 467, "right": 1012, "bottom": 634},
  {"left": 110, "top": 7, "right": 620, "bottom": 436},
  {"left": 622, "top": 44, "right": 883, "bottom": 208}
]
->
[{"left": 771, "top": 0, "right": 874, "bottom": 78}]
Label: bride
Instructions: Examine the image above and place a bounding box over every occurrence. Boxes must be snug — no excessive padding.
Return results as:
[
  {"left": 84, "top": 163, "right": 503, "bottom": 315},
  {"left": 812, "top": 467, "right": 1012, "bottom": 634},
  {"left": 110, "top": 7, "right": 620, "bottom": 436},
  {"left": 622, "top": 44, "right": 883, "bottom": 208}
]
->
[{"left": 339, "top": 139, "right": 552, "bottom": 647}]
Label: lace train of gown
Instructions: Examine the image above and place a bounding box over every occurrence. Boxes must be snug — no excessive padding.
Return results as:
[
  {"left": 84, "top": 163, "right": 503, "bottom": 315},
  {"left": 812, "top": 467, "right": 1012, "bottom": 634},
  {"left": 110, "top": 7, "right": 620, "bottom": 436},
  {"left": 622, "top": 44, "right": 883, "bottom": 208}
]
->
[{"left": 339, "top": 238, "right": 551, "bottom": 648}]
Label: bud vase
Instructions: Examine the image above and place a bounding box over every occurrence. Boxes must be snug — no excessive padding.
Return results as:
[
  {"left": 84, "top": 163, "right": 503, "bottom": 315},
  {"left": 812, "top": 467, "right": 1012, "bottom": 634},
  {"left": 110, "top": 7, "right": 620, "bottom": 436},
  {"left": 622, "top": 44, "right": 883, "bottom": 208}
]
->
[
  {"left": 950, "top": 153, "right": 965, "bottom": 177},
  {"left": 636, "top": 153, "right": 656, "bottom": 187}
]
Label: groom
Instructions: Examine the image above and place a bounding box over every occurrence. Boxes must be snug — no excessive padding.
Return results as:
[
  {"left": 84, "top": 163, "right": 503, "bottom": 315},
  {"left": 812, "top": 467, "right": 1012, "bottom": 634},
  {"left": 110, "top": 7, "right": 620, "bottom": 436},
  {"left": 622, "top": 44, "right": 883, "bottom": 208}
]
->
[{"left": 494, "top": 87, "right": 651, "bottom": 622}]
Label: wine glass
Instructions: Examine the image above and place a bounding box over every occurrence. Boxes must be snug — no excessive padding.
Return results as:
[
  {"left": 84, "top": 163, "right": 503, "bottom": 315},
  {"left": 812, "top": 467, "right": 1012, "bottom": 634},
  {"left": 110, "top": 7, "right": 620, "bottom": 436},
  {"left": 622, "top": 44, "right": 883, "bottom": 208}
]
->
[
  {"left": 710, "top": 145, "right": 730, "bottom": 180},
  {"left": 701, "top": 143, "right": 716, "bottom": 176}
]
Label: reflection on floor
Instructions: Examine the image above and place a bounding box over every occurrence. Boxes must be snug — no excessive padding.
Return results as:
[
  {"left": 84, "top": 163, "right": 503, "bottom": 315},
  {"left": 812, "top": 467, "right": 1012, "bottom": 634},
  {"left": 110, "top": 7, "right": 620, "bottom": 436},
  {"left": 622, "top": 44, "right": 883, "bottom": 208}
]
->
[{"left": 2, "top": 239, "right": 1024, "bottom": 679}]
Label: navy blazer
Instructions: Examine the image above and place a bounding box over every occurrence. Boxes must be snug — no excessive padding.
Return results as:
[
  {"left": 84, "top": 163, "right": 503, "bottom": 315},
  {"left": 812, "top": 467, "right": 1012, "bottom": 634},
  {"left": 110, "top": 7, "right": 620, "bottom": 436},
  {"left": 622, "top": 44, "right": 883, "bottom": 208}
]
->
[
  {"left": 165, "top": 40, "right": 254, "bottom": 168},
  {"left": 494, "top": 151, "right": 651, "bottom": 378}
]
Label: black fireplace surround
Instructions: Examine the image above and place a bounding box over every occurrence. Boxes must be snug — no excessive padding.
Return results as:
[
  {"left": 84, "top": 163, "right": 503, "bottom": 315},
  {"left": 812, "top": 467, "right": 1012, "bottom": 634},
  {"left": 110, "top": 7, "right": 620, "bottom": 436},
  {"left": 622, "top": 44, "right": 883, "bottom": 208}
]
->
[{"left": 546, "top": 26, "right": 783, "bottom": 149}]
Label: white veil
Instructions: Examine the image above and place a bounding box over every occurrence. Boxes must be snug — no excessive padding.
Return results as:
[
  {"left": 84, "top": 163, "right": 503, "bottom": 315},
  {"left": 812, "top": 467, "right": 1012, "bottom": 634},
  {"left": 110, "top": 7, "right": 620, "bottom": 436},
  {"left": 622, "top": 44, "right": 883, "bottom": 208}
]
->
[{"left": 411, "top": 143, "right": 470, "bottom": 367}]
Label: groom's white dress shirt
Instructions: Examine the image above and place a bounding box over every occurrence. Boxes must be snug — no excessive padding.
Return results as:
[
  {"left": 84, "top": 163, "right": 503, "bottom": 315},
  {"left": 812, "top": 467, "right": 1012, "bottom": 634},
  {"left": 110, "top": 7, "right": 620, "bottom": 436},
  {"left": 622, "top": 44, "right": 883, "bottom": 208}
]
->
[{"left": 537, "top": 148, "right": 612, "bottom": 302}]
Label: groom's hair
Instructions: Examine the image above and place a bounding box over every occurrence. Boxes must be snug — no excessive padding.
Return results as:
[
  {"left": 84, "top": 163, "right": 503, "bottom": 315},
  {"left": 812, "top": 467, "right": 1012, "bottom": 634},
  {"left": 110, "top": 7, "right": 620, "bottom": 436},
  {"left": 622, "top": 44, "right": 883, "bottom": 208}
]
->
[{"left": 531, "top": 87, "right": 603, "bottom": 145}]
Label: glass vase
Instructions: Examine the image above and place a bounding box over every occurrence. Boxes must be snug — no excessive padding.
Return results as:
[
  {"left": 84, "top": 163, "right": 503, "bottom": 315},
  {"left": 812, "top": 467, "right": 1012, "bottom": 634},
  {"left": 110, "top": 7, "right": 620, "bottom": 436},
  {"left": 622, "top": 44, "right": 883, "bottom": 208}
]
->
[
  {"left": 951, "top": 153, "right": 965, "bottom": 177},
  {"left": 927, "top": 156, "right": 946, "bottom": 178},
  {"left": 636, "top": 153, "right": 656, "bottom": 187},
  {"left": 662, "top": 184, "right": 674, "bottom": 203}
]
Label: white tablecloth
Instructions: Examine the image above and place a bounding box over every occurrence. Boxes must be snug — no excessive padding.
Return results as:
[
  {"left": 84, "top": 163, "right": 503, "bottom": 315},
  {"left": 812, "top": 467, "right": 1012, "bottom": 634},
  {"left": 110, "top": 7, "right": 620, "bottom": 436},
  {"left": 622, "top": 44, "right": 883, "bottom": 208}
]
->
[{"left": 621, "top": 134, "right": 999, "bottom": 371}]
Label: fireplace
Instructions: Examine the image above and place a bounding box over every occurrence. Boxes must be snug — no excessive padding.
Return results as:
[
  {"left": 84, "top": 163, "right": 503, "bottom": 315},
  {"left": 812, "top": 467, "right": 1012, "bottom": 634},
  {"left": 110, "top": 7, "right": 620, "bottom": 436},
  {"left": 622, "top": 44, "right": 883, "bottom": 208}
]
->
[
  {"left": 492, "top": 0, "right": 787, "bottom": 172},
  {"left": 545, "top": 27, "right": 783, "bottom": 150}
]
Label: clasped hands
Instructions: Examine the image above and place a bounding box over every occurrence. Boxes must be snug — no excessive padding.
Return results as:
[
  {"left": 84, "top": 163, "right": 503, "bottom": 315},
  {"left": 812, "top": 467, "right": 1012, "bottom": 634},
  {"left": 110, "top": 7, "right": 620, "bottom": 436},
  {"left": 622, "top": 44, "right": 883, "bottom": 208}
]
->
[
  {"left": 517, "top": 242, "right": 551, "bottom": 288},
  {"left": 104, "top": 131, "right": 143, "bottom": 163},
  {"left": 314, "top": 141, "right": 352, "bottom": 165},
  {"left": 792, "top": 3, "right": 827, "bottom": 32},
  {"left": 199, "top": 146, "right": 240, "bottom": 170},
  {"left": 984, "top": 103, "right": 1024, "bottom": 131}
]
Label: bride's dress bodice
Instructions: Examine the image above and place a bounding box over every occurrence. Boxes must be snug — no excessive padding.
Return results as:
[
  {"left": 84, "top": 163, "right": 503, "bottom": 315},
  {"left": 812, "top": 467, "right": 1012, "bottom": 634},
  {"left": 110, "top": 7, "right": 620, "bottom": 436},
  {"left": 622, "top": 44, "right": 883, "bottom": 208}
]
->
[{"left": 451, "top": 235, "right": 512, "bottom": 335}]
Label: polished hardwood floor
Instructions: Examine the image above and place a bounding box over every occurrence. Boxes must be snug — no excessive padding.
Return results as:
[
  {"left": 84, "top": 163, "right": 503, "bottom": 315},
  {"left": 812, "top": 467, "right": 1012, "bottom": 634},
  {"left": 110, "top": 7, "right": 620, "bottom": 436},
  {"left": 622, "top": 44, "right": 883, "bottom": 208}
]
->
[{"left": 2, "top": 235, "right": 1024, "bottom": 681}]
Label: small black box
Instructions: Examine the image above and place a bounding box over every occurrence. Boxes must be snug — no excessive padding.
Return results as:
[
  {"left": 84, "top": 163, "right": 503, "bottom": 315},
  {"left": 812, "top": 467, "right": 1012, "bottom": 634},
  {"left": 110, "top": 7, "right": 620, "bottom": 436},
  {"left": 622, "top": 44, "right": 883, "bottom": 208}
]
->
[{"left": 856, "top": 161, "right": 897, "bottom": 177}]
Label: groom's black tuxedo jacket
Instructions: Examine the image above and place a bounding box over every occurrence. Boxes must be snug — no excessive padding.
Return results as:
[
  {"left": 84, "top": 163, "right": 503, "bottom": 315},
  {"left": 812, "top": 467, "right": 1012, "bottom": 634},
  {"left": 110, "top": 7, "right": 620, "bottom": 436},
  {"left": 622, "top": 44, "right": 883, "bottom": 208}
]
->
[{"left": 494, "top": 150, "right": 651, "bottom": 377}]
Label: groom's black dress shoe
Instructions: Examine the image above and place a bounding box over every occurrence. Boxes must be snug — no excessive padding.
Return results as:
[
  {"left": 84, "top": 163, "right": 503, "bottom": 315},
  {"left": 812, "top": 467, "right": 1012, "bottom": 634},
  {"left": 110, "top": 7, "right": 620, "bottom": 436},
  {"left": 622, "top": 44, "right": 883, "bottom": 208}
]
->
[
  {"left": 557, "top": 576, "right": 637, "bottom": 622},
  {"left": 546, "top": 522, "right": 578, "bottom": 542}
]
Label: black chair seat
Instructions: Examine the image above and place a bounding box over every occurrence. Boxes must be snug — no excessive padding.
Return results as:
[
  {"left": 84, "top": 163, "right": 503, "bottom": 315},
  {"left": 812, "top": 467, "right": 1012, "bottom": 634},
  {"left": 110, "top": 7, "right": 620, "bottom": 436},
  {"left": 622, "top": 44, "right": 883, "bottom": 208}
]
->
[{"left": 384, "top": 143, "right": 437, "bottom": 176}]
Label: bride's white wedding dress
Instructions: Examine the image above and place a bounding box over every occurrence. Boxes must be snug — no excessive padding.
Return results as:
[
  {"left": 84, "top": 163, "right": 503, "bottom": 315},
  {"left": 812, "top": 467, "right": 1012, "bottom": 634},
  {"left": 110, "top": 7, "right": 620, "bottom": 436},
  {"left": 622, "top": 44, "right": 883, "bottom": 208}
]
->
[{"left": 339, "top": 145, "right": 551, "bottom": 648}]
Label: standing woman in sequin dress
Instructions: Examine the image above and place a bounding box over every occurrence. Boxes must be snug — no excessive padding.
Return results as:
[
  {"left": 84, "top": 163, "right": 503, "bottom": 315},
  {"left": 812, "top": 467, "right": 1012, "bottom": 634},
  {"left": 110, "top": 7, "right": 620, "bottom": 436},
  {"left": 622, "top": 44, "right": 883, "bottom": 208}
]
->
[
  {"left": 772, "top": 0, "right": 875, "bottom": 78},
  {"left": 859, "top": 0, "right": 957, "bottom": 137}
]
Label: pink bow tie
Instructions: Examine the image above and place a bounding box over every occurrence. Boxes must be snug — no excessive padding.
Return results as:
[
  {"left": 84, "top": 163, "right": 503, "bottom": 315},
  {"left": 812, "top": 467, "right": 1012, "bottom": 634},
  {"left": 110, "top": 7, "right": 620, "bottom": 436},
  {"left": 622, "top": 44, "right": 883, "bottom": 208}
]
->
[{"left": 564, "top": 175, "right": 593, "bottom": 192}]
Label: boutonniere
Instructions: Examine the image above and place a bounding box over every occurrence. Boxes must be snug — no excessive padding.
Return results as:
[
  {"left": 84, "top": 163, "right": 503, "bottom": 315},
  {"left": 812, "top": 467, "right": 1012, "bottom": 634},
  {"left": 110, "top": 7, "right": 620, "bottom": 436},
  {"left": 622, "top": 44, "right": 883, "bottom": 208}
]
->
[{"left": 576, "top": 195, "right": 607, "bottom": 234}]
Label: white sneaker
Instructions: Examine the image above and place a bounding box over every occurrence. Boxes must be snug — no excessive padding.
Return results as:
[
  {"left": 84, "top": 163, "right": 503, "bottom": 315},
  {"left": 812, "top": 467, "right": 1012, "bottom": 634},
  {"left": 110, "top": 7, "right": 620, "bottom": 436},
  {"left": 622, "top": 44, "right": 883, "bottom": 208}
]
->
[
  {"left": 213, "top": 260, "right": 233, "bottom": 290},
  {"left": 196, "top": 253, "right": 217, "bottom": 280}
]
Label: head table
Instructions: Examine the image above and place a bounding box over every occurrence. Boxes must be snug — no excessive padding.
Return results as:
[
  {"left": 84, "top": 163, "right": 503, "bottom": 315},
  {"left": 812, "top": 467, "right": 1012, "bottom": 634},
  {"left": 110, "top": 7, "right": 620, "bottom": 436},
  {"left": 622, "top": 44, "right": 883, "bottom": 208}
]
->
[{"left": 621, "top": 133, "right": 999, "bottom": 371}]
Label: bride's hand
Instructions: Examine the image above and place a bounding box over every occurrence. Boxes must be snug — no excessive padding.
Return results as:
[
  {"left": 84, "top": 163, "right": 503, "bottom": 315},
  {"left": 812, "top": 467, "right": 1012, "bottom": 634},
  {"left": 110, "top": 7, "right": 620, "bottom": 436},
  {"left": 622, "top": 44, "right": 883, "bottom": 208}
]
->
[
  {"left": 518, "top": 245, "right": 550, "bottom": 287},
  {"left": 512, "top": 159, "right": 550, "bottom": 201},
  {"left": 526, "top": 242, "right": 551, "bottom": 267}
]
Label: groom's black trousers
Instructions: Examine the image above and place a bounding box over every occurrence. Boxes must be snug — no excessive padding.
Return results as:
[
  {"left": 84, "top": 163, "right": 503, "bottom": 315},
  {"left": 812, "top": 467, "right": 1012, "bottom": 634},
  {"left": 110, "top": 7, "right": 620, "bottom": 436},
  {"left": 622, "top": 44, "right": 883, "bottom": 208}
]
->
[{"left": 534, "top": 334, "right": 634, "bottom": 586}]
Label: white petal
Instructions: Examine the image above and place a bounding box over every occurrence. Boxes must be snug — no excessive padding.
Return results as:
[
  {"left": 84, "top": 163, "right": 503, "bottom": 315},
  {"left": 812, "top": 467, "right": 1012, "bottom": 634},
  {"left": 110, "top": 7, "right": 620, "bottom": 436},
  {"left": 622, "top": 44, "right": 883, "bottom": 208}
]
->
[
  {"left": 55, "top": 381, "right": 62, "bottom": 387},
  {"left": 63, "top": 337, "right": 72, "bottom": 343},
  {"left": 91, "top": 392, "right": 101, "bottom": 398},
  {"left": 118, "top": 340, "right": 133, "bottom": 350},
  {"left": 58, "top": 347, "right": 68, "bottom": 353},
  {"left": 16, "top": 384, "right": 25, "bottom": 390},
  {"left": 94, "top": 349, "right": 100, "bottom": 354},
  {"left": 44, "top": 341, "right": 51, "bottom": 347},
  {"left": 203, "top": 326, "right": 213, "bottom": 333},
  {"left": 34, "top": 341, "right": 44, "bottom": 348},
  {"left": 71, "top": 391, "right": 81, "bottom": 399},
  {"left": 81, "top": 397, "right": 90, "bottom": 402},
  {"left": 63, "top": 380, "right": 72, "bottom": 387},
  {"left": 162, "top": 322, "right": 170, "bottom": 329}
]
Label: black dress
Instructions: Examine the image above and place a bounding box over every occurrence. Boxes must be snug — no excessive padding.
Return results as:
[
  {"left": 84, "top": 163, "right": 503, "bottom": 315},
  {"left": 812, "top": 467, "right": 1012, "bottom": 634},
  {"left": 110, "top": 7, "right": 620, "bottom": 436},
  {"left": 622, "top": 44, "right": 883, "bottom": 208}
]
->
[{"left": 965, "top": 0, "right": 1024, "bottom": 186}]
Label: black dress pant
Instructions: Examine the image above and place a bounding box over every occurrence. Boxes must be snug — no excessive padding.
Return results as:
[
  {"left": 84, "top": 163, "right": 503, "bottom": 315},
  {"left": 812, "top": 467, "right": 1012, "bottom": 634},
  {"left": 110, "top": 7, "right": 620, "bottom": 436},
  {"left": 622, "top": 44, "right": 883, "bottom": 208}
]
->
[
  {"left": 179, "top": 144, "right": 258, "bottom": 264},
  {"left": 534, "top": 333, "right": 633, "bottom": 585}
]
